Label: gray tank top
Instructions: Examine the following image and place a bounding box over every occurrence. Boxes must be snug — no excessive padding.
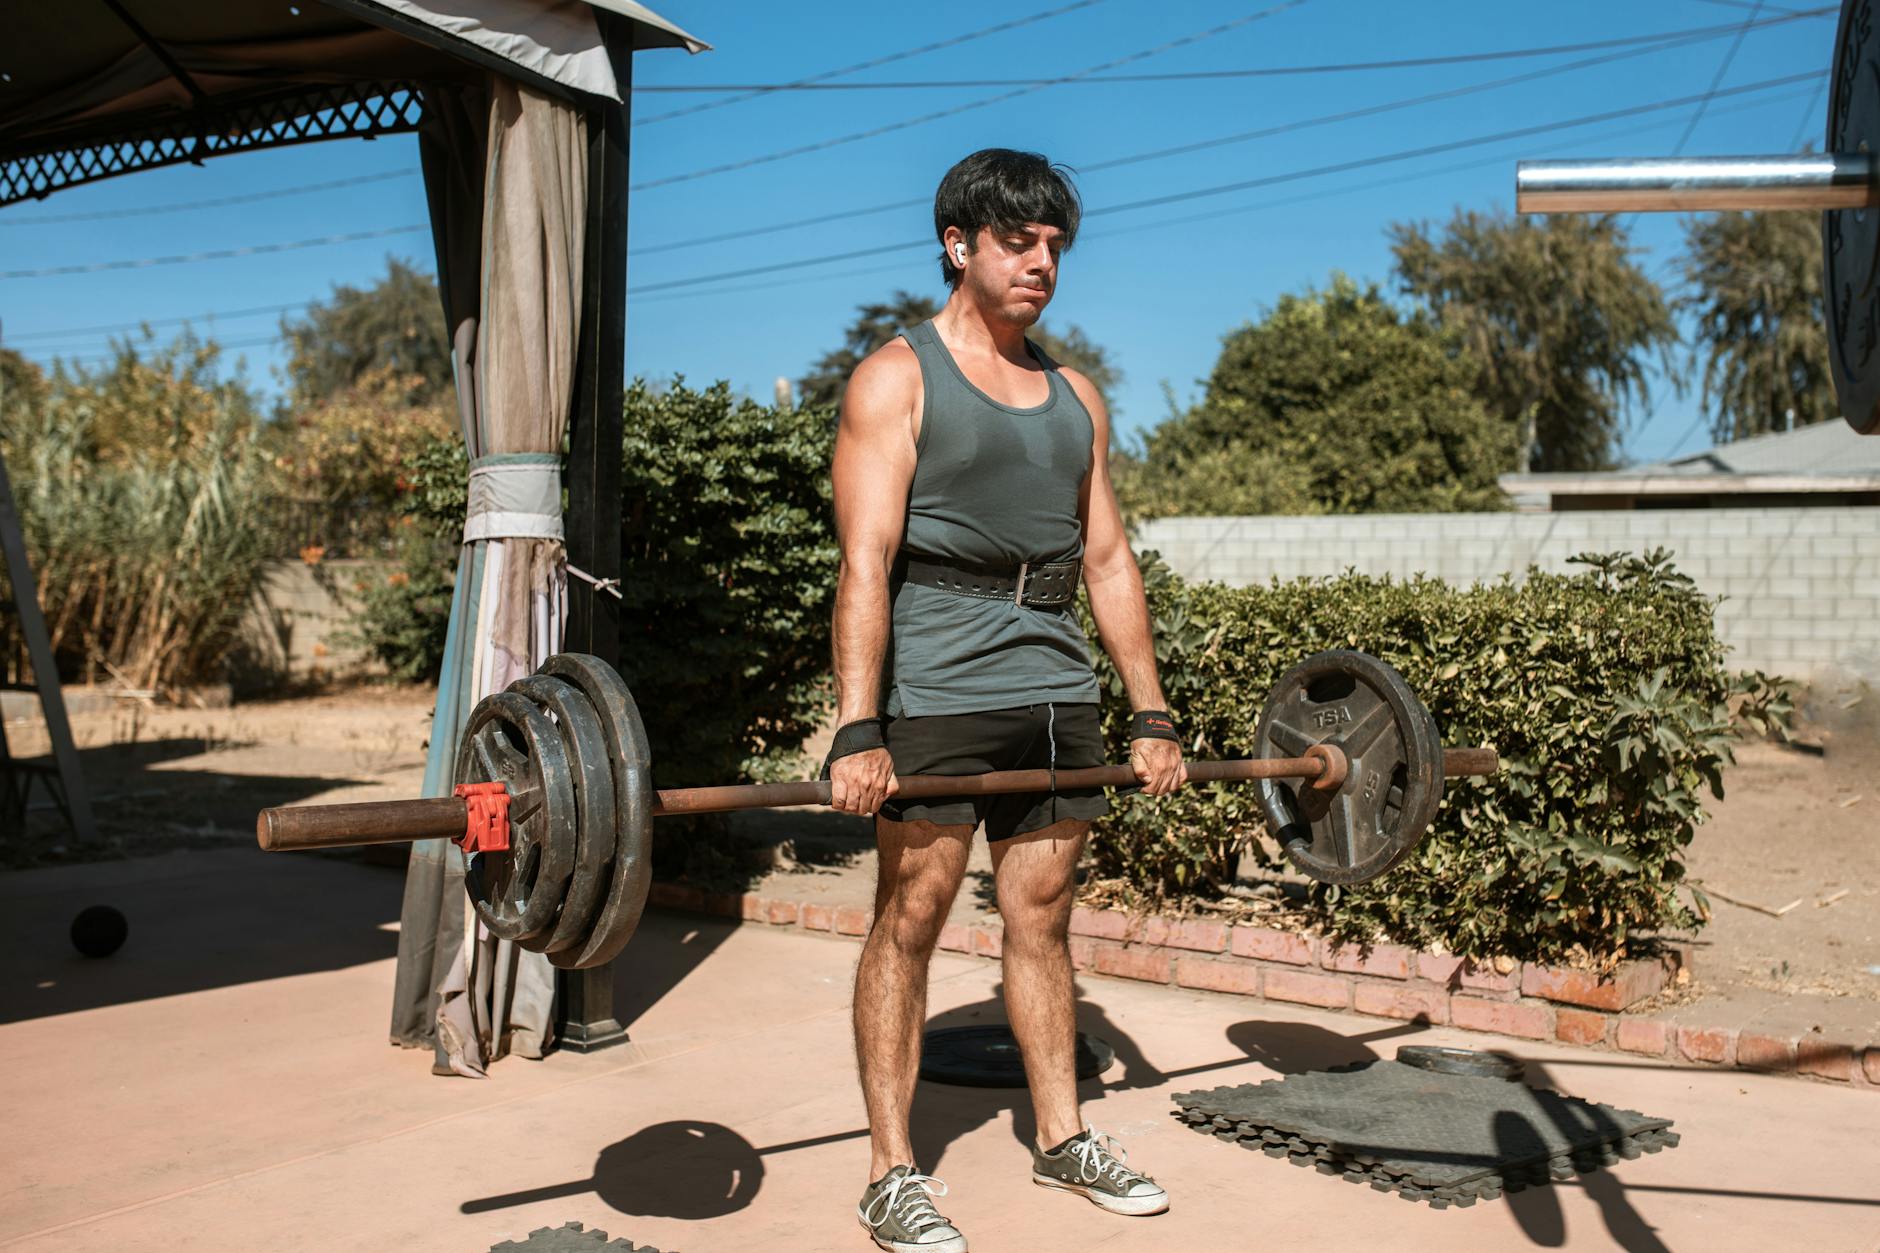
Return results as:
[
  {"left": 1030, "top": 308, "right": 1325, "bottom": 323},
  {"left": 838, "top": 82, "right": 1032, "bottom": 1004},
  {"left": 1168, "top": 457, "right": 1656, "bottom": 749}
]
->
[{"left": 884, "top": 319, "right": 1101, "bottom": 717}]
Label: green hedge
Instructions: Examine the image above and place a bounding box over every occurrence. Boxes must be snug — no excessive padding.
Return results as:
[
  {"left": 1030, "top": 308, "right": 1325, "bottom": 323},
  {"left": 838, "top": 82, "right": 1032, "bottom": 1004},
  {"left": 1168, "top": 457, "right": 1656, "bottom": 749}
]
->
[{"left": 1085, "top": 549, "right": 1767, "bottom": 964}]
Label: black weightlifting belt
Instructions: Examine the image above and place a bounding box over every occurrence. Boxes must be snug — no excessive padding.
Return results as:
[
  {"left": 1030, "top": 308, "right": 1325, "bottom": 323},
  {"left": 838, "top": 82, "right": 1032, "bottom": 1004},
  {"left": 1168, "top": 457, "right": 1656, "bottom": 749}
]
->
[{"left": 899, "top": 551, "right": 1082, "bottom": 609}]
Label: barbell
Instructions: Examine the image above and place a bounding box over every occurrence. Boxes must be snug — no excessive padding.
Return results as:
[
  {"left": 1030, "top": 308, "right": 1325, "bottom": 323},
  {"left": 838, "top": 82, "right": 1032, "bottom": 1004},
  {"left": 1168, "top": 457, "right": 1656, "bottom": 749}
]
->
[
  {"left": 256, "top": 649, "right": 1499, "bottom": 970},
  {"left": 1515, "top": 0, "right": 1880, "bottom": 433}
]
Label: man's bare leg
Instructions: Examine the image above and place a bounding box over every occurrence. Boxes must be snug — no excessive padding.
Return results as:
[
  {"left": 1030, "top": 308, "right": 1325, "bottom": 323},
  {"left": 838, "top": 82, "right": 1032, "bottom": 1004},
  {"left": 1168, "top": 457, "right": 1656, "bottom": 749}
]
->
[
  {"left": 989, "top": 818, "right": 1089, "bottom": 1151},
  {"left": 855, "top": 815, "right": 974, "bottom": 1183}
]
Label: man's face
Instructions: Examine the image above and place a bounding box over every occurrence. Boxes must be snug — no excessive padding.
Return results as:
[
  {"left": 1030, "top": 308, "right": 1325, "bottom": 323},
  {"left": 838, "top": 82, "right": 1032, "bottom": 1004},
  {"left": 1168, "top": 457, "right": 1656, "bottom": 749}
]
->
[{"left": 962, "top": 222, "right": 1063, "bottom": 327}]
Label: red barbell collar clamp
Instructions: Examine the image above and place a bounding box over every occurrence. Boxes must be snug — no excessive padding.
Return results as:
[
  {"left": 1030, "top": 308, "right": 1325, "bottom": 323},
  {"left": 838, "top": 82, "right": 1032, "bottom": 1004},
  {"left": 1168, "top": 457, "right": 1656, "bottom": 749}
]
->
[{"left": 453, "top": 781, "right": 511, "bottom": 853}]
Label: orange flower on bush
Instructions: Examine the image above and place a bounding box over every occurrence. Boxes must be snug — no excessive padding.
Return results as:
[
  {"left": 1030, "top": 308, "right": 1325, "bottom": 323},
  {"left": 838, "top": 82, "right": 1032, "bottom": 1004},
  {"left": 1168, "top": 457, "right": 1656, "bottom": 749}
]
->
[
  {"left": 300, "top": 544, "right": 326, "bottom": 566},
  {"left": 387, "top": 571, "right": 410, "bottom": 587}
]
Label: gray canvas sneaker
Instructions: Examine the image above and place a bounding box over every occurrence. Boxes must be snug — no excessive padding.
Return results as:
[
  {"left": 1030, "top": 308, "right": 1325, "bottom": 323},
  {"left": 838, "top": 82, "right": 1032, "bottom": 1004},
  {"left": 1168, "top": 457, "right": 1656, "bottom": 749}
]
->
[
  {"left": 857, "top": 1165, "right": 968, "bottom": 1253},
  {"left": 1032, "top": 1127, "right": 1169, "bottom": 1216}
]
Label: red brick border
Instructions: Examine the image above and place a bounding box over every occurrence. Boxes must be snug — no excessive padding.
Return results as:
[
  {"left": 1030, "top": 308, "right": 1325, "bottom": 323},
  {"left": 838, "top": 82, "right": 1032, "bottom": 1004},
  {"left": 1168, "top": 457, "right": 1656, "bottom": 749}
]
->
[{"left": 647, "top": 885, "right": 1878, "bottom": 1092}]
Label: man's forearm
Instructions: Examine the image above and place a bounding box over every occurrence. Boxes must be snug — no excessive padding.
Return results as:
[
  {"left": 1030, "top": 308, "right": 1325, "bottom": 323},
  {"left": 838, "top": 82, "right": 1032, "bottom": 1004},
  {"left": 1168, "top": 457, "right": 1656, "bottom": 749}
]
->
[
  {"left": 1085, "top": 562, "right": 1168, "bottom": 713},
  {"left": 833, "top": 558, "right": 893, "bottom": 723}
]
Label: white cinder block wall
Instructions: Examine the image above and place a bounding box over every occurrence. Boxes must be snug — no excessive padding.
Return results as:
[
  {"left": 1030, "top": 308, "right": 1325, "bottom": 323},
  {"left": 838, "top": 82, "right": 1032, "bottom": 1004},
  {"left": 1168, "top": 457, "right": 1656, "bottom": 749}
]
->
[{"left": 1134, "top": 510, "right": 1880, "bottom": 682}]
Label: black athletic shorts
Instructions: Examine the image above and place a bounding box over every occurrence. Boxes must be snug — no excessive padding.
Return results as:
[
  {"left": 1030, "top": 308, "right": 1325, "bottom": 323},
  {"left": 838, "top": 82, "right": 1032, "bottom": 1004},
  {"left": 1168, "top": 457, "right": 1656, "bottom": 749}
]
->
[{"left": 876, "top": 702, "right": 1111, "bottom": 840}]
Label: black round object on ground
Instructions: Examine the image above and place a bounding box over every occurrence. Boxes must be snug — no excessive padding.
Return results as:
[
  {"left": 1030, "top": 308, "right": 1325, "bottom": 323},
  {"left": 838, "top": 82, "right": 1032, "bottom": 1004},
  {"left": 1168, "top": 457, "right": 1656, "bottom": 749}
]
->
[
  {"left": 70, "top": 905, "right": 128, "bottom": 958},
  {"left": 920, "top": 1025, "right": 1114, "bottom": 1088},
  {"left": 1396, "top": 1044, "right": 1524, "bottom": 1081}
]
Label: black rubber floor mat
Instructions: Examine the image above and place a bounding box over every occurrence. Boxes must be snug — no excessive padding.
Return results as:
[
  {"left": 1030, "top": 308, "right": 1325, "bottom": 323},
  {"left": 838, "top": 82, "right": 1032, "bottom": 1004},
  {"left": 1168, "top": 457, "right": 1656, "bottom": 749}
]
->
[
  {"left": 1173, "top": 1060, "right": 1678, "bottom": 1208},
  {"left": 489, "top": 1221, "right": 670, "bottom": 1251}
]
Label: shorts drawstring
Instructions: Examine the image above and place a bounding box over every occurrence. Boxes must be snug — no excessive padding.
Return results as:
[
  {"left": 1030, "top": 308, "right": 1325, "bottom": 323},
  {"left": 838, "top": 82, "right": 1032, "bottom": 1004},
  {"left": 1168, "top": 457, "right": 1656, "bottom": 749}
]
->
[{"left": 1047, "top": 703, "right": 1058, "bottom": 823}]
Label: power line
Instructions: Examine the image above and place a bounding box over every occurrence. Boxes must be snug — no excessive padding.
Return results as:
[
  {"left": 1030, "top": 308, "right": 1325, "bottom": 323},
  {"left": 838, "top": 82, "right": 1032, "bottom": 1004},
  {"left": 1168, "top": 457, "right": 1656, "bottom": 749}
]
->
[
  {"left": 0, "top": 225, "right": 428, "bottom": 281},
  {"left": 1675, "top": 0, "right": 1765, "bottom": 154},
  {"left": 629, "top": 10, "right": 1833, "bottom": 92},
  {"left": 633, "top": 0, "right": 1106, "bottom": 127},
  {"left": 631, "top": 16, "right": 1814, "bottom": 262},
  {"left": 5, "top": 302, "right": 310, "bottom": 344},
  {"left": 631, "top": 82, "right": 1822, "bottom": 308},
  {"left": 1789, "top": 74, "right": 1828, "bottom": 148},
  {"left": 15, "top": 332, "right": 287, "bottom": 368},
  {"left": 628, "top": 1, "right": 1313, "bottom": 192},
  {"left": 0, "top": 169, "right": 419, "bottom": 226},
  {"left": 627, "top": 71, "right": 1820, "bottom": 296}
]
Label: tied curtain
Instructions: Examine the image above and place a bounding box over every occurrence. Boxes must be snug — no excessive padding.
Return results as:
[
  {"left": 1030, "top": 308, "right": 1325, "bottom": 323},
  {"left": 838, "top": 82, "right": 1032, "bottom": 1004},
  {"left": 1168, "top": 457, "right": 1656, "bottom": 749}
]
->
[{"left": 390, "top": 76, "right": 588, "bottom": 1077}]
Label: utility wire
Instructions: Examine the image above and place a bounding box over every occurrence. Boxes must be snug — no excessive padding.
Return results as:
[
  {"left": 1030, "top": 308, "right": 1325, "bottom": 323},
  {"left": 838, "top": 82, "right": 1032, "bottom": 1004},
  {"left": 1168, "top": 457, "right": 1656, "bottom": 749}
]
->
[
  {"left": 1675, "top": 0, "right": 1765, "bottom": 153},
  {"left": 629, "top": 1, "right": 1312, "bottom": 192},
  {"left": 631, "top": 83, "right": 1822, "bottom": 307},
  {"left": 26, "top": 85, "right": 1821, "bottom": 354},
  {"left": 632, "top": 17, "right": 1813, "bottom": 261},
  {"left": 0, "top": 169, "right": 419, "bottom": 226},
  {"left": 0, "top": 225, "right": 427, "bottom": 281},
  {"left": 630, "top": 10, "right": 1832, "bottom": 92},
  {"left": 633, "top": 0, "right": 1106, "bottom": 127},
  {"left": 5, "top": 302, "right": 310, "bottom": 344},
  {"left": 627, "top": 71, "right": 1820, "bottom": 296},
  {"left": 1789, "top": 74, "right": 1828, "bottom": 149}
]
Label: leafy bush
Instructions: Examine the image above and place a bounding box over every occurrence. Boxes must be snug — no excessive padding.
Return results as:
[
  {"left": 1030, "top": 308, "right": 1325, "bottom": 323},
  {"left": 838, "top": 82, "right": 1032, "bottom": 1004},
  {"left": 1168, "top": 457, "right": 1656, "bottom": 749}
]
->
[
  {"left": 359, "top": 378, "right": 839, "bottom": 786},
  {"left": 340, "top": 437, "right": 467, "bottom": 682},
  {"left": 618, "top": 379, "right": 838, "bottom": 789},
  {"left": 1085, "top": 548, "right": 1753, "bottom": 964},
  {"left": 1, "top": 340, "right": 280, "bottom": 692}
]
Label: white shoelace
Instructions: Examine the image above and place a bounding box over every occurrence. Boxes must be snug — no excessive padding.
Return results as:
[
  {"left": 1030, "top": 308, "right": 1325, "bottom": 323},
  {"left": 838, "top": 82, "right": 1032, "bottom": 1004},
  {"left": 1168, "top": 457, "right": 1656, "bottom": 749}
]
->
[
  {"left": 863, "top": 1171, "right": 949, "bottom": 1232},
  {"left": 1067, "top": 1128, "right": 1143, "bottom": 1188}
]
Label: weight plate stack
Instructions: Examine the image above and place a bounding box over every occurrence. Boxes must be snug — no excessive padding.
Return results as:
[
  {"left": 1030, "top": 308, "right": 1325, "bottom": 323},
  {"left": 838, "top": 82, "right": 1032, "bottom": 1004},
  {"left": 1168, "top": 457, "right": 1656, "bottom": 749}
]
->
[
  {"left": 1826, "top": 0, "right": 1880, "bottom": 433},
  {"left": 455, "top": 691, "right": 579, "bottom": 946}
]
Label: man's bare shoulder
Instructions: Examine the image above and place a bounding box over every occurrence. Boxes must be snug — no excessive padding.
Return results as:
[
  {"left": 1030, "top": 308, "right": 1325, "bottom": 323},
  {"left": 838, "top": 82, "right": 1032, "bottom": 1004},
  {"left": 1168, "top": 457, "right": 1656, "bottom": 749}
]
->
[
  {"left": 1054, "top": 364, "right": 1109, "bottom": 424},
  {"left": 842, "top": 337, "right": 921, "bottom": 424}
]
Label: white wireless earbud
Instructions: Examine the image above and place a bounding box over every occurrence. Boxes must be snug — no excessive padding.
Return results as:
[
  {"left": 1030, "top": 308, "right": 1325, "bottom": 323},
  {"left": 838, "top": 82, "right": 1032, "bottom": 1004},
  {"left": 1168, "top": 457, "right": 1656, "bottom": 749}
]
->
[{"left": 954, "top": 245, "right": 966, "bottom": 263}]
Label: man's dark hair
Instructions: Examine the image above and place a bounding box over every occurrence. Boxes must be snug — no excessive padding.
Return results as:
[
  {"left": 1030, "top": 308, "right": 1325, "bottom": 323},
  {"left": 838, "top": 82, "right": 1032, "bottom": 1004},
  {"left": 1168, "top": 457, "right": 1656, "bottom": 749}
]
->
[{"left": 933, "top": 149, "right": 1081, "bottom": 286}]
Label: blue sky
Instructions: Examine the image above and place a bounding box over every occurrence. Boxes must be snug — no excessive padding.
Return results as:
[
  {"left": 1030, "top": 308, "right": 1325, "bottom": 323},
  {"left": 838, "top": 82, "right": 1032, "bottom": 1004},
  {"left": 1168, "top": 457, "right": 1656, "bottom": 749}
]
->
[{"left": 0, "top": 1, "right": 1839, "bottom": 465}]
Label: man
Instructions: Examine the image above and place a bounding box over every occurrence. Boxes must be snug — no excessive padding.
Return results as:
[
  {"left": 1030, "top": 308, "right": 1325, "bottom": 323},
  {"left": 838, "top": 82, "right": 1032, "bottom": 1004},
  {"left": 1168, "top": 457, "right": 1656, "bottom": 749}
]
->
[{"left": 828, "top": 148, "right": 1186, "bottom": 1253}]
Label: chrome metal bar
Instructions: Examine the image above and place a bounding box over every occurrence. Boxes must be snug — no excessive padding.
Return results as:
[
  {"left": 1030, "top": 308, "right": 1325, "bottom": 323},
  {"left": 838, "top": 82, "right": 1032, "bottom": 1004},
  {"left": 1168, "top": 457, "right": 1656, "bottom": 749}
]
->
[{"left": 1516, "top": 154, "right": 1878, "bottom": 213}]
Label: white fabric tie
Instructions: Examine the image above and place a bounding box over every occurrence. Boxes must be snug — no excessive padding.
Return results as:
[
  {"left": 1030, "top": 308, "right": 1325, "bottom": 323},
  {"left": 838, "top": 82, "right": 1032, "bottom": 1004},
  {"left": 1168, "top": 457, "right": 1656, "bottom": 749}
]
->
[
  {"left": 463, "top": 454, "right": 563, "bottom": 543},
  {"left": 566, "top": 562, "right": 622, "bottom": 599}
]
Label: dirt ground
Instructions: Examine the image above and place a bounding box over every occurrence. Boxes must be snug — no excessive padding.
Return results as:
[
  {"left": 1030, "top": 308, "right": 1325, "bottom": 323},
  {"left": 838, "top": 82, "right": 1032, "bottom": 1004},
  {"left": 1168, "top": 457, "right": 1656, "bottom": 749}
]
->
[{"left": 7, "top": 682, "right": 1877, "bottom": 1045}]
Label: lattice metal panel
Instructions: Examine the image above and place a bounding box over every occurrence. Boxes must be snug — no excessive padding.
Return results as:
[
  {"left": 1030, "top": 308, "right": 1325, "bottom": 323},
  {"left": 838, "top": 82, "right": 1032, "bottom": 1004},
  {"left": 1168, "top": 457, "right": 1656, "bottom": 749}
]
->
[{"left": 0, "top": 81, "right": 425, "bottom": 208}]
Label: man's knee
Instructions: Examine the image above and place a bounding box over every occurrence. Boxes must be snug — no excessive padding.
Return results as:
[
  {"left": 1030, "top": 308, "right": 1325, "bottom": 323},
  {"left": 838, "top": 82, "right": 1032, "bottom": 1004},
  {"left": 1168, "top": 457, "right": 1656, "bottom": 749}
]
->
[{"left": 869, "top": 885, "right": 955, "bottom": 953}]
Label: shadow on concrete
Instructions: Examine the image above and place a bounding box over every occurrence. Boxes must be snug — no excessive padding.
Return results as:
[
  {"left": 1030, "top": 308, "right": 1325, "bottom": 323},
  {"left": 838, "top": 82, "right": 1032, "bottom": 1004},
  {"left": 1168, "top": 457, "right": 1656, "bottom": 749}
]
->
[
  {"left": 461, "top": 1120, "right": 766, "bottom": 1220},
  {"left": 1503, "top": 1055, "right": 1673, "bottom": 1253},
  {"left": 11, "top": 736, "right": 373, "bottom": 864},
  {"left": 606, "top": 910, "right": 744, "bottom": 1038},
  {"left": 0, "top": 845, "right": 403, "bottom": 1023}
]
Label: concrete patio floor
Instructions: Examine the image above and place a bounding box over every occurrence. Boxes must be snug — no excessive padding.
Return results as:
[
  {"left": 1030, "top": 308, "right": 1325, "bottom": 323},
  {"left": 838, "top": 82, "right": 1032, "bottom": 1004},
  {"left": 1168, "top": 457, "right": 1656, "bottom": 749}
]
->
[{"left": 3, "top": 849, "right": 1877, "bottom": 1253}]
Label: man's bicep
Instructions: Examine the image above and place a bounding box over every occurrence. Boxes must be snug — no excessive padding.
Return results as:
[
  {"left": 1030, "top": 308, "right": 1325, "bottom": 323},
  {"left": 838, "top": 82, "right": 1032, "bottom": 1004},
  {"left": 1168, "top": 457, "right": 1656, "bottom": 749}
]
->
[
  {"left": 833, "top": 356, "right": 917, "bottom": 569},
  {"left": 1069, "top": 372, "right": 1132, "bottom": 579}
]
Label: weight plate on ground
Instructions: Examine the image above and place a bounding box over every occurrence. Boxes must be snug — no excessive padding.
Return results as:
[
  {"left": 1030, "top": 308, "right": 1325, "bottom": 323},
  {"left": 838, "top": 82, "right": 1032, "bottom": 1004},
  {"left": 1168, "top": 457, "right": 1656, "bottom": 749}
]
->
[
  {"left": 1395, "top": 1045, "right": 1525, "bottom": 1081},
  {"left": 919, "top": 1026, "right": 1115, "bottom": 1088},
  {"left": 455, "top": 691, "right": 579, "bottom": 945},
  {"left": 509, "top": 674, "right": 618, "bottom": 957},
  {"left": 1253, "top": 650, "right": 1443, "bottom": 885},
  {"left": 539, "top": 653, "right": 655, "bottom": 970},
  {"left": 1826, "top": 0, "right": 1880, "bottom": 433}
]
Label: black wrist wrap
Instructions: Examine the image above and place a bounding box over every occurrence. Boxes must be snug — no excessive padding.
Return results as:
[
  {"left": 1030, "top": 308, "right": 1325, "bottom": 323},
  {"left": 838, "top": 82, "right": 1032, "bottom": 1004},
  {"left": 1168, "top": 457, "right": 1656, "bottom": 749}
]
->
[
  {"left": 821, "top": 717, "right": 887, "bottom": 779},
  {"left": 1129, "top": 709, "right": 1180, "bottom": 744}
]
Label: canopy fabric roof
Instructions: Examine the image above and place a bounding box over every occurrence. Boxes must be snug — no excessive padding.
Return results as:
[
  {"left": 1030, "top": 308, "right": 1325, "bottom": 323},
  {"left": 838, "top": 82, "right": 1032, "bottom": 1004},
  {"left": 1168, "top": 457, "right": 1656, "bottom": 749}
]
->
[{"left": 0, "top": 0, "right": 704, "bottom": 205}]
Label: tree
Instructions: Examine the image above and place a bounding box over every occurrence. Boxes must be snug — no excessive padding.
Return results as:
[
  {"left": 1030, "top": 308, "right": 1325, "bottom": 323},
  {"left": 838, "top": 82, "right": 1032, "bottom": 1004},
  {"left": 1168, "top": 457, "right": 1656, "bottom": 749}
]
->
[
  {"left": 796, "top": 290, "right": 1123, "bottom": 411},
  {"left": 1115, "top": 276, "right": 1516, "bottom": 519},
  {"left": 1390, "top": 210, "right": 1677, "bottom": 472},
  {"left": 1680, "top": 210, "right": 1833, "bottom": 443},
  {"left": 797, "top": 291, "right": 939, "bottom": 410},
  {"left": 281, "top": 257, "right": 451, "bottom": 407}
]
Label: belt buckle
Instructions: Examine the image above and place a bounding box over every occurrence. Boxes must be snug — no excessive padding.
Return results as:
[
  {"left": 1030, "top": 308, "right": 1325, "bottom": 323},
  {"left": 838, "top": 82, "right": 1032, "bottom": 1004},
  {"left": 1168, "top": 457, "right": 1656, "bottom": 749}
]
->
[{"left": 1014, "top": 561, "right": 1029, "bottom": 606}]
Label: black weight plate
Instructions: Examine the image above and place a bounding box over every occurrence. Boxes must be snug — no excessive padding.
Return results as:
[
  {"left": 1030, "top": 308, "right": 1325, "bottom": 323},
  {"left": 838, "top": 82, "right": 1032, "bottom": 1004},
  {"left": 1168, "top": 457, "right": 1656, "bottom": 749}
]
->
[
  {"left": 1253, "top": 650, "right": 1443, "bottom": 885},
  {"left": 1826, "top": 0, "right": 1880, "bottom": 433},
  {"left": 920, "top": 1026, "right": 1116, "bottom": 1088},
  {"left": 1395, "top": 1045, "right": 1526, "bottom": 1081},
  {"left": 539, "top": 653, "right": 654, "bottom": 971},
  {"left": 508, "top": 674, "right": 619, "bottom": 957},
  {"left": 455, "top": 691, "right": 579, "bottom": 945}
]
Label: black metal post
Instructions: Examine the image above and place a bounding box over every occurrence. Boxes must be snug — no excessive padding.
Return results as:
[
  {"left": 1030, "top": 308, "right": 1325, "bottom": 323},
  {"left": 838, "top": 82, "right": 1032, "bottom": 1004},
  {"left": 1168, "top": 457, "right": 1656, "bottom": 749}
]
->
[{"left": 556, "top": 21, "right": 631, "bottom": 1053}]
